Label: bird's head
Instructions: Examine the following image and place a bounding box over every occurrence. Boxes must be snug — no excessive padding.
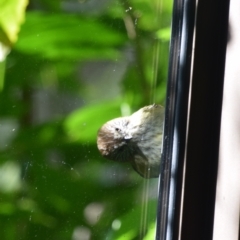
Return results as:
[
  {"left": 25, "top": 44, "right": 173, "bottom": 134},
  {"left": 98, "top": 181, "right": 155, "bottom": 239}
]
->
[{"left": 97, "top": 117, "right": 133, "bottom": 162}]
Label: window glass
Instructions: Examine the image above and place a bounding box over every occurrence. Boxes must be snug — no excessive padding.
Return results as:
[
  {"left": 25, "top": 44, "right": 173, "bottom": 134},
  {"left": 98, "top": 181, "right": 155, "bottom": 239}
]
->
[{"left": 0, "top": 0, "right": 172, "bottom": 239}]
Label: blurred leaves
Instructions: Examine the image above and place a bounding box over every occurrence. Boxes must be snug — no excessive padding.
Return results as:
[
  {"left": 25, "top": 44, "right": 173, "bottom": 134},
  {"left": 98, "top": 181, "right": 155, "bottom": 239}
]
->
[
  {"left": 15, "top": 11, "right": 126, "bottom": 60},
  {"left": 0, "top": 0, "right": 172, "bottom": 239},
  {"left": 157, "top": 27, "right": 171, "bottom": 41},
  {"left": 109, "top": 199, "right": 158, "bottom": 240},
  {"left": 64, "top": 100, "right": 125, "bottom": 143},
  {"left": 0, "top": 59, "right": 5, "bottom": 90},
  {"left": 0, "top": 0, "right": 28, "bottom": 46},
  {"left": 0, "top": 0, "right": 28, "bottom": 88}
]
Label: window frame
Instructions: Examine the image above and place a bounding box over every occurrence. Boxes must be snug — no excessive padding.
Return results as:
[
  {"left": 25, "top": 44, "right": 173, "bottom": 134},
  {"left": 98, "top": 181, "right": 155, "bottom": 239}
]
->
[{"left": 156, "top": 0, "right": 230, "bottom": 239}]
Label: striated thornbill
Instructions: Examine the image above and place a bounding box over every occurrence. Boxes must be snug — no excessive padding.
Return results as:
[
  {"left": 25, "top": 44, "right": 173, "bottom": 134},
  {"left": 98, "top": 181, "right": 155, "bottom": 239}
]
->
[{"left": 97, "top": 104, "right": 164, "bottom": 178}]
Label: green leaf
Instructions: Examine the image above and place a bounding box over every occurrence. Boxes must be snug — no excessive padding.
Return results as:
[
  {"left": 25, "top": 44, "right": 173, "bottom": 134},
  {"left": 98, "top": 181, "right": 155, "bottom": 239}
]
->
[
  {"left": 0, "top": 59, "right": 5, "bottom": 90},
  {"left": 0, "top": 0, "right": 28, "bottom": 46},
  {"left": 156, "top": 27, "right": 171, "bottom": 41},
  {"left": 15, "top": 11, "right": 126, "bottom": 60},
  {"left": 109, "top": 199, "right": 158, "bottom": 240},
  {"left": 64, "top": 100, "right": 123, "bottom": 143},
  {"left": 143, "top": 222, "right": 156, "bottom": 240}
]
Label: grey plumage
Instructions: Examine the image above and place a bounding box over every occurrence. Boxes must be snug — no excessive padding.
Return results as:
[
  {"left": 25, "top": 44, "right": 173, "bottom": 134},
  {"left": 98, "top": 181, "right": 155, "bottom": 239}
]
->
[{"left": 97, "top": 104, "right": 164, "bottom": 178}]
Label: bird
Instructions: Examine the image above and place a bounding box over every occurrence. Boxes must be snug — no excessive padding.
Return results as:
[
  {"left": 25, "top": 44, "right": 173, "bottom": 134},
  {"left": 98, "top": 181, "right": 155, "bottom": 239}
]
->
[{"left": 97, "top": 104, "right": 164, "bottom": 178}]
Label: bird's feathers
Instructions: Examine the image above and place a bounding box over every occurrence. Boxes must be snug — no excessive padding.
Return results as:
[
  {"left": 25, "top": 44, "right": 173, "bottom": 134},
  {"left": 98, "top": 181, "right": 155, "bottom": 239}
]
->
[{"left": 97, "top": 104, "right": 164, "bottom": 178}]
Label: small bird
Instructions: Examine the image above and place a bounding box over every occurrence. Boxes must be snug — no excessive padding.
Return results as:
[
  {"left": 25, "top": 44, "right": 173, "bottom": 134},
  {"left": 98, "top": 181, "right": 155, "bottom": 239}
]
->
[{"left": 97, "top": 104, "right": 164, "bottom": 178}]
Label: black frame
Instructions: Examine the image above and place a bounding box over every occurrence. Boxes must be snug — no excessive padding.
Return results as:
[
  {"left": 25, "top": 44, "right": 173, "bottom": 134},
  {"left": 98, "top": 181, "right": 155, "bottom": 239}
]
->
[{"left": 156, "top": 0, "right": 230, "bottom": 239}]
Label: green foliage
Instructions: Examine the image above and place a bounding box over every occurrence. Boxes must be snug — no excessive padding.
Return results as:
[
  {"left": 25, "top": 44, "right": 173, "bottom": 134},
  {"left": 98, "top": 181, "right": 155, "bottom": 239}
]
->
[
  {"left": 15, "top": 12, "right": 126, "bottom": 60},
  {"left": 0, "top": 60, "right": 5, "bottom": 90},
  {"left": 64, "top": 100, "right": 123, "bottom": 142},
  {"left": 109, "top": 199, "right": 158, "bottom": 240},
  {"left": 0, "top": 0, "right": 172, "bottom": 239},
  {"left": 0, "top": 0, "right": 28, "bottom": 45}
]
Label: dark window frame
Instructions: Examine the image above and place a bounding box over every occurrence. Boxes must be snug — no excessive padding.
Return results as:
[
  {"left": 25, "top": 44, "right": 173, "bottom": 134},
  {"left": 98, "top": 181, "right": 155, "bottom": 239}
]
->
[{"left": 156, "top": 0, "right": 230, "bottom": 239}]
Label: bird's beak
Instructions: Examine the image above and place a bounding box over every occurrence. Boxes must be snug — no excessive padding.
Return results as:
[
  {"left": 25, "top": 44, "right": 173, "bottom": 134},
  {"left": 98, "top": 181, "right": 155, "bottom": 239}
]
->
[{"left": 124, "top": 134, "right": 132, "bottom": 140}]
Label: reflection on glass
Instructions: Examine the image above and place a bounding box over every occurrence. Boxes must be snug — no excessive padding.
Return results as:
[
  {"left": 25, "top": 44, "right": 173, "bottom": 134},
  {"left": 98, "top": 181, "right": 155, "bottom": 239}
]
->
[{"left": 0, "top": 0, "right": 172, "bottom": 239}]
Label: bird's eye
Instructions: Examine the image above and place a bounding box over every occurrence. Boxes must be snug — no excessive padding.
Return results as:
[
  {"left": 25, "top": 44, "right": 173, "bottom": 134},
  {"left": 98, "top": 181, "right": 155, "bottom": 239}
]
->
[{"left": 115, "top": 128, "right": 120, "bottom": 132}]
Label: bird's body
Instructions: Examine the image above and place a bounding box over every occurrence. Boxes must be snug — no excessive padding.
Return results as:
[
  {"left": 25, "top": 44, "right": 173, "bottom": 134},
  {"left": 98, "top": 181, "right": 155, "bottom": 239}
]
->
[{"left": 97, "top": 104, "right": 164, "bottom": 178}]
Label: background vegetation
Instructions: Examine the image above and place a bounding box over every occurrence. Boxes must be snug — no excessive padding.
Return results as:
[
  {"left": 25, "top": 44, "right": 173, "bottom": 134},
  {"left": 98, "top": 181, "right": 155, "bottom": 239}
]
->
[{"left": 0, "top": 0, "right": 172, "bottom": 239}]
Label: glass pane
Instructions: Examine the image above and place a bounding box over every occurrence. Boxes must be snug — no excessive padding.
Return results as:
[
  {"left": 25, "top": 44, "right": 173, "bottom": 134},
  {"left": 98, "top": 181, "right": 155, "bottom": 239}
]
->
[{"left": 0, "top": 0, "right": 172, "bottom": 239}]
